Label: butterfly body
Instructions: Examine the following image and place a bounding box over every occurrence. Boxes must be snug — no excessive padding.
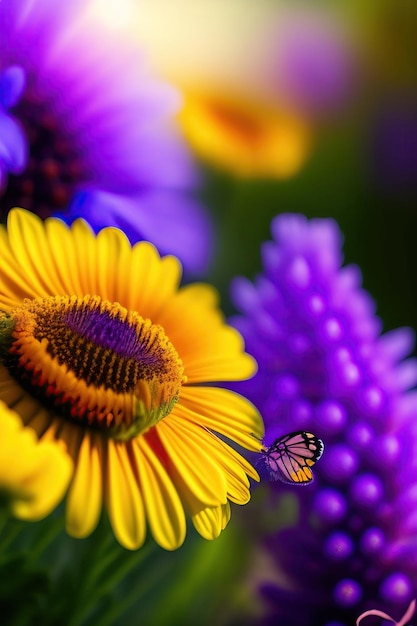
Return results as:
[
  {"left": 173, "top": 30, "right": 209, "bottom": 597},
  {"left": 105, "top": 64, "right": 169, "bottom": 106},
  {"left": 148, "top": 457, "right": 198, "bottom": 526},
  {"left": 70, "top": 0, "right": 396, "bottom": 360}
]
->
[{"left": 263, "top": 431, "right": 324, "bottom": 485}]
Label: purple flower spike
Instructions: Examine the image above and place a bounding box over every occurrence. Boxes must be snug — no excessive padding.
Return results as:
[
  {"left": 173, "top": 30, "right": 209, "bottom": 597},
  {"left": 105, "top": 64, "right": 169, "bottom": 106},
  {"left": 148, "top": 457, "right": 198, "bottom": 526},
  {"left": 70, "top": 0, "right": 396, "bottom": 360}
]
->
[
  {"left": 231, "top": 213, "right": 417, "bottom": 624},
  {"left": 0, "top": 0, "right": 212, "bottom": 274}
]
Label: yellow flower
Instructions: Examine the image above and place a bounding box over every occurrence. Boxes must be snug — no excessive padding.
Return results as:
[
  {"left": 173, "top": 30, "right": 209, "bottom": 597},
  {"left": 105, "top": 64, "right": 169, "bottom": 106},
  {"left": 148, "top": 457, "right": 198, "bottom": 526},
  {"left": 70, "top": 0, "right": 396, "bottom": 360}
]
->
[
  {"left": 178, "top": 91, "right": 311, "bottom": 179},
  {"left": 0, "top": 208, "right": 263, "bottom": 550},
  {"left": 0, "top": 401, "right": 72, "bottom": 521}
]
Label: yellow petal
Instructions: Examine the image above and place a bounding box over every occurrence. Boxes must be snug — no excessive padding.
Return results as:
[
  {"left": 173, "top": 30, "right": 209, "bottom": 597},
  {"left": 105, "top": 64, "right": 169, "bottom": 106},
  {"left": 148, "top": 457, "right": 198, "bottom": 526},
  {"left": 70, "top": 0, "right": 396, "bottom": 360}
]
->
[
  {"left": 0, "top": 224, "right": 45, "bottom": 307},
  {"left": 180, "top": 386, "right": 264, "bottom": 450},
  {"left": 66, "top": 430, "right": 103, "bottom": 538},
  {"left": 70, "top": 219, "right": 99, "bottom": 294},
  {"left": 192, "top": 505, "right": 223, "bottom": 540},
  {"left": 45, "top": 217, "right": 86, "bottom": 295},
  {"left": 132, "top": 437, "right": 186, "bottom": 550},
  {"left": 159, "top": 284, "right": 256, "bottom": 382},
  {"left": 5, "top": 209, "right": 55, "bottom": 298},
  {"left": 0, "top": 403, "right": 72, "bottom": 521},
  {"left": 95, "top": 227, "right": 131, "bottom": 302},
  {"left": 155, "top": 418, "right": 228, "bottom": 508},
  {"left": 105, "top": 440, "right": 146, "bottom": 550},
  {"left": 169, "top": 410, "right": 258, "bottom": 503},
  {"left": 221, "top": 502, "right": 231, "bottom": 530},
  {"left": 124, "top": 247, "right": 182, "bottom": 321}
]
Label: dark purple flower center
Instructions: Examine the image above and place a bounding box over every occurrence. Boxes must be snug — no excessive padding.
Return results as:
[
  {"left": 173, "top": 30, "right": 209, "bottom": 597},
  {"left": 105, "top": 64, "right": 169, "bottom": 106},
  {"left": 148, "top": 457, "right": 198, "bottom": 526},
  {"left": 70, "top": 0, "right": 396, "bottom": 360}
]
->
[{"left": 2, "top": 84, "right": 83, "bottom": 218}]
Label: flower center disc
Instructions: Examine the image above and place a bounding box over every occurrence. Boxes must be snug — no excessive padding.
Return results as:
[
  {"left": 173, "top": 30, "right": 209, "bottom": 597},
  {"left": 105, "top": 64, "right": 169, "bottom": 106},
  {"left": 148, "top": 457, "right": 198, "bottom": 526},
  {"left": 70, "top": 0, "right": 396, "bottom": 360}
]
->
[
  {"left": 0, "top": 295, "right": 186, "bottom": 439},
  {"left": 2, "top": 88, "right": 82, "bottom": 217}
]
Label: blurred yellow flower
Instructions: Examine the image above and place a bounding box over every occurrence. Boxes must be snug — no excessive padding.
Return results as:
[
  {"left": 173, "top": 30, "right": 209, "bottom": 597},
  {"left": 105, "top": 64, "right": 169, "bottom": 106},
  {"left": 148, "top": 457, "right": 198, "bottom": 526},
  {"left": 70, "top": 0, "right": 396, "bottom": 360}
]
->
[
  {"left": 179, "top": 92, "right": 311, "bottom": 178},
  {"left": 0, "top": 401, "right": 72, "bottom": 521},
  {"left": 0, "top": 209, "right": 263, "bottom": 550}
]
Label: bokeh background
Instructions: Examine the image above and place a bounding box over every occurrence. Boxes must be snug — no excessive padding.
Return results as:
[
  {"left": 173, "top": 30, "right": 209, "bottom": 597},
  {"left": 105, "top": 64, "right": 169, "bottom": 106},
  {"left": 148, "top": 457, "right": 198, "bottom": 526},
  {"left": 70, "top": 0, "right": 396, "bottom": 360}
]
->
[{"left": 90, "top": 0, "right": 417, "bottom": 330}]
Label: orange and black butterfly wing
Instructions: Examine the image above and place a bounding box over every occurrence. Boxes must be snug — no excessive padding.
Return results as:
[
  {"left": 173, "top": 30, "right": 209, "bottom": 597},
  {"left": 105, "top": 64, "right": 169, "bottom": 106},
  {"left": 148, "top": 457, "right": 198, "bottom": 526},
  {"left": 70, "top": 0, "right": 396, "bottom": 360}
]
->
[{"left": 263, "top": 431, "right": 324, "bottom": 485}]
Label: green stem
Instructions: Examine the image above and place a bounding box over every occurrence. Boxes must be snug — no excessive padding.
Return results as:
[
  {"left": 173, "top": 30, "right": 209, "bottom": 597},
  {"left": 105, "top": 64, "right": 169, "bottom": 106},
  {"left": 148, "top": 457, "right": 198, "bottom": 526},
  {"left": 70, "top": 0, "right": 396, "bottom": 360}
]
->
[
  {"left": 0, "top": 507, "right": 11, "bottom": 539},
  {"left": 96, "top": 561, "right": 163, "bottom": 626},
  {"left": 66, "top": 540, "right": 155, "bottom": 626},
  {"left": 27, "top": 515, "right": 65, "bottom": 564},
  {"left": 0, "top": 518, "right": 25, "bottom": 554}
]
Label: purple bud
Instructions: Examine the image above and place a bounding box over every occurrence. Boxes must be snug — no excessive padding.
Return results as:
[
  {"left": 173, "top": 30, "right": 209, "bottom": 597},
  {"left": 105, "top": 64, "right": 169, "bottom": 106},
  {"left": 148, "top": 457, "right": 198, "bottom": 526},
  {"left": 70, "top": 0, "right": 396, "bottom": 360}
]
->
[
  {"left": 350, "top": 474, "right": 384, "bottom": 509},
  {"left": 273, "top": 374, "right": 299, "bottom": 400},
  {"left": 314, "top": 488, "right": 347, "bottom": 525},
  {"left": 286, "top": 256, "right": 311, "bottom": 289},
  {"left": 315, "top": 400, "right": 347, "bottom": 435},
  {"left": 369, "top": 434, "right": 400, "bottom": 469},
  {"left": 321, "top": 317, "right": 344, "bottom": 343},
  {"left": 307, "top": 293, "right": 326, "bottom": 316},
  {"left": 324, "top": 531, "right": 354, "bottom": 561},
  {"left": 290, "top": 399, "right": 314, "bottom": 429},
  {"left": 359, "top": 385, "right": 385, "bottom": 415},
  {"left": 379, "top": 572, "right": 413, "bottom": 604},
  {"left": 360, "top": 527, "right": 385, "bottom": 555},
  {"left": 339, "top": 361, "right": 361, "bottom": 387},
  {"left": 320, "top": 444, "right": 358, "bottom": 484},
  {"left": 347, "top": 422, "right": 374, "bottom": 452},
  {"left": 379, "top": 327, "right": 416, "bottom": 362},
  {"left": 334, "top": 346, "right": 353, "bottom": 364},
  {"left": 333, "top": 578, "right": 362, "bottom": 607},
  {"left": 396, "top": 484, "right": 417, "bottom": 510}
]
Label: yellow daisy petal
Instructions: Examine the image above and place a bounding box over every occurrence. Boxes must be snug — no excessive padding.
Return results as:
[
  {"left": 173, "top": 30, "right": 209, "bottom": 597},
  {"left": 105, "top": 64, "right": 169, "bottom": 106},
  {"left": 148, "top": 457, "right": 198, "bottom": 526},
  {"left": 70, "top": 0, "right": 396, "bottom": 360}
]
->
[
  {"left": 130, "top": 246, "right": 182, "bottom": 320},
  {"left": 180, "top": 386, "right": 264, "bottom": 450},
  {"left": 133, "top": 437, "right": 186, "bottom": 550},
  {"left": 96, "top": 227, "right": 131, "bottom": 302},
  {"left": 221, "top": 502, "right": 231, "bottom": 530},
  {"left": 66, "top": 430, "right": 103, "bottom": 539},
  {"left": 192, "top": 505, "right": 224, "bottom": 540},
  {"left": 0, "top": 225, "right": 46, "bottom": 307},
  {"left": 168, "top": 410, "right": 258, "bottom": 503},
  {"left": 159, "top": 284, "right": 256, "bottom": 382},
  {"left": 70, "top": 219, "right": 99, "bottom": 294},
  {"left": 105, "top": 440, "right": 146, "bottom": 550},
  {"left": 45, "top": 217, "right": 86, "bottom": 295},
  {"left": 7, "top": 209, "right": 64, "bottom": 296},
  {"left": 155, "top": 419, "right": 228, "bottom": 508},
  {"left": 0, "top": 401, "right": 72, "bottom": 521}
]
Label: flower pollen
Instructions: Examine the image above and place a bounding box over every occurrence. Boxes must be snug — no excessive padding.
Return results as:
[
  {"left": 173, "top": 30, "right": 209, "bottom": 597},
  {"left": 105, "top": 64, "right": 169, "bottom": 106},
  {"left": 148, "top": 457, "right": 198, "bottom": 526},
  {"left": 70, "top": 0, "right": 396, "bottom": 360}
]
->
[{"left": 0, "top": 295, "right": 186, "bottom": 439}]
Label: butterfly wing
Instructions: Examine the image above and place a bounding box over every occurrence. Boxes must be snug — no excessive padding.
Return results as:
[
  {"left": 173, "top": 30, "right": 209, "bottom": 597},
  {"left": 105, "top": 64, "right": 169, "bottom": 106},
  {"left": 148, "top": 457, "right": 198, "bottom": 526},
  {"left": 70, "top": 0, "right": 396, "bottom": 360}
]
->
[{"left": 263, "top": 431, "right": 324, "bottom": 485}]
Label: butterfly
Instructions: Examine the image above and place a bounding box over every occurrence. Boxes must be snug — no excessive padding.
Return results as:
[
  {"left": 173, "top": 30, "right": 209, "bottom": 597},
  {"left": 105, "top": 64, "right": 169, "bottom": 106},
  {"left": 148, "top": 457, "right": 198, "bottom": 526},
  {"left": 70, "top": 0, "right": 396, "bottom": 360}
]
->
[{"left": 262, "top": 431, "right": 324, "bottom": 485}]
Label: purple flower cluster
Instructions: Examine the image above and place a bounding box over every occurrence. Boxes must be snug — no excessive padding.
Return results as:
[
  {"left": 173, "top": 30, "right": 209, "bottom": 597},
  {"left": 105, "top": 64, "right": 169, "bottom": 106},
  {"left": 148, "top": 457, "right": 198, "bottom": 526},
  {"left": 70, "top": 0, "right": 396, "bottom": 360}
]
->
[
  {"left": 230, "top": 214, "right": 417, "bottom": 625},
  {"left": 0, "top": 0, "right": 211, "bottom": 274}
]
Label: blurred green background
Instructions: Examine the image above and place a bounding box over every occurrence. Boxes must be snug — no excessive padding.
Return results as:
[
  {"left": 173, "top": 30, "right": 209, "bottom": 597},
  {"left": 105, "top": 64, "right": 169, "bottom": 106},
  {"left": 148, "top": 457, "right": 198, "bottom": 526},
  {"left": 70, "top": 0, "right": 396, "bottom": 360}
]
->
[
  {"left": 124, "top": 0, "right": 417, "bottom": 333},
  {"left": 206, "top": 126, "right": 417, "bottom": 333}
]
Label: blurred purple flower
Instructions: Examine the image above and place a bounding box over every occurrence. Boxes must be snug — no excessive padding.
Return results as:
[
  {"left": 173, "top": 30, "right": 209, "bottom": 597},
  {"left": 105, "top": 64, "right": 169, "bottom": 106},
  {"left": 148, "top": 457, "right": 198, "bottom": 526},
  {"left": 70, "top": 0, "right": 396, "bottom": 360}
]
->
[
  {"left": 268, "top": 12, "right": 356, "bottom": 116},
  {"left": 230, "top": 214, "right": 417, "bottom": 625},
  {"left": 0, "top": 0, "right": 212, "bottom": 274}
]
